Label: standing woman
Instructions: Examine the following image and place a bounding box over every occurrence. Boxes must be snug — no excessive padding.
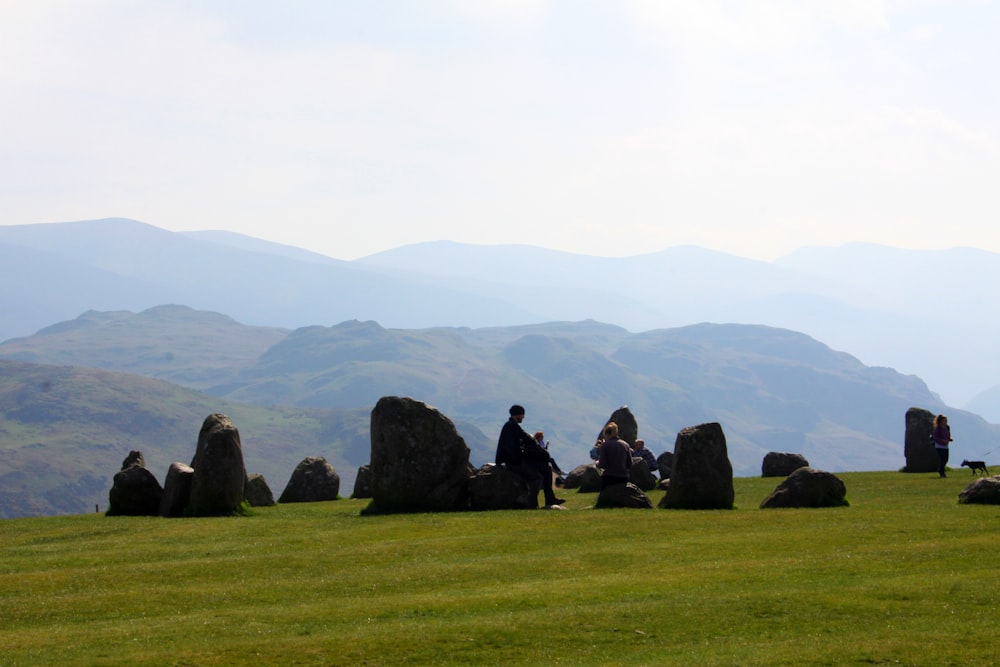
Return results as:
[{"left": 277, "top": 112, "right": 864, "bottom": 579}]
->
[{"left": 932, "top": 414, "right": 953, "bottom": 478}]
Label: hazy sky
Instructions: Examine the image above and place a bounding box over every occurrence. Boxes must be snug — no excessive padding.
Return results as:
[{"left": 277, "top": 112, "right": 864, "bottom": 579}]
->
[{"left": 2, "top": 0, "right": 998, "bottom": 260}]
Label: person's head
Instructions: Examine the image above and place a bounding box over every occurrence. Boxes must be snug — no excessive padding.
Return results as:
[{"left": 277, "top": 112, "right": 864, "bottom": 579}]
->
[
  {"left": 509, "top": 404, "right": 525, "bottom": 422},
  {"left": 603, "top": 422, "right": 619, "bottom": 439},
  {"left": 934, "top": 414, "right": 948, "bottom": 427},
  {"left": 534, "top": 431, "right": 544, "bottom": 442},
  {"left": 633, "top": 438, "right": 645, "bottom": 451}
]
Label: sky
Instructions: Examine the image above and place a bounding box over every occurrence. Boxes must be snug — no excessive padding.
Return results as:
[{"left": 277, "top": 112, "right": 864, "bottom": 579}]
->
[{"left": 2, "top": 0, "right": 998, "bottom": 261}]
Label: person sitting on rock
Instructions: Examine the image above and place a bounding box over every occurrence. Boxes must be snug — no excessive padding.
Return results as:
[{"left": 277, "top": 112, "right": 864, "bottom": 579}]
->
[
  {"left": 496, "top": 405, "right": 565, "bottom": 507},
  {"left": 631, "top": 439, "right": 658, "bottom": 477},
  {"left": 597, "top": 422, "right": 631, "bottom": 489}
]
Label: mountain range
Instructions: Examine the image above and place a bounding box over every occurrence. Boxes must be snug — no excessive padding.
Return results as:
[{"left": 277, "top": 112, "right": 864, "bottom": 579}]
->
[
  {"left": 3, "top": 303, "right": 998, "bottom": 519},
  {"left": 2, "top": 218, "right": 999, "bottom": 419}
]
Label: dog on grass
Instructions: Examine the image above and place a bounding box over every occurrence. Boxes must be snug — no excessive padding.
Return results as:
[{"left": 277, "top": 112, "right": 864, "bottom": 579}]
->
[{"left": 960, "top": 459, "right": 989, "bottom": 475}]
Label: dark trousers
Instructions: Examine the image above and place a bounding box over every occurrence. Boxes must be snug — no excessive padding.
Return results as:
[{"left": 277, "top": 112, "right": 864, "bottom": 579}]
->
[
  {"left": 508, "top": 463, "right": 543, "bottom": 507},
  {"left": 936, "top": 447, "right": 949, "bottom": 477},
  {"left": 530, "top": 460, "right": 560, "bottom": 505}
]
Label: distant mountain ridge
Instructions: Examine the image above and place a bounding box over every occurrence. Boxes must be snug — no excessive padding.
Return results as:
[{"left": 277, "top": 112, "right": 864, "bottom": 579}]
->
[{"left": 2, "top": 218, "right": 1000, "bottom": 416}]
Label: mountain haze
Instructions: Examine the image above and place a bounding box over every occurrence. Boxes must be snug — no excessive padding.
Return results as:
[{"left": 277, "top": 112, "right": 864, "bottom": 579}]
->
[{"left": 4, "top": 218, "right": 995, "bottom": 411}]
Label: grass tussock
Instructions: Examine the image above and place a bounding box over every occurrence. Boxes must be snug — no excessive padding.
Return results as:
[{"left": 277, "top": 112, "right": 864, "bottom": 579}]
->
[{"left": 2, "top": 471, "right": 999, "bottom": 666}]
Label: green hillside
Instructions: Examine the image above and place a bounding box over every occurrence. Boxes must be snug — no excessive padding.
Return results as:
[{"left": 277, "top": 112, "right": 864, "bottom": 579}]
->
[
  {"left": 4, "top": 305, "right": 1000, "bottom": 520},
  {"left": 2, "top": 472, "right": 998, "bottom": 665},
  {"left": 0, "top": 359, "right": 494, "bottom": 518}
]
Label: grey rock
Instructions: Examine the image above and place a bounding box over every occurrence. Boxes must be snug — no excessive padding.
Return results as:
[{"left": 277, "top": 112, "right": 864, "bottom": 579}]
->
[
  {"left": 279, "top": 456, "right": 340, "bottom": 503},
  {"left": 158, "top": 462, "right": 193, "bottom": 517},
  {"left": 368, "top": 396, "right": 470, "bottom": 513},
  {"left": 760, "top": 467, "right": 848, "bottom": 508},
  {"left": 659, "top": 422, "right": 734, "bottom": 510},
  {"left": 761, "top": 452, "right": 810, "bottom": 477},
  {"left": 188, "top": 413, "right": 246, "bottom": 516}
]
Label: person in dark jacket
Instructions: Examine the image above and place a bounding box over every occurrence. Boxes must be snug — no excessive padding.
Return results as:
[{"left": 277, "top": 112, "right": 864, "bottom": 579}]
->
[
  {"left": 597, "top": 421, "right": 632, "bottom": 489},
  {"left": 932, "top": 414, "right": 953, "bottom": 478},
  {"left": 496, "top": 404, "right": 565, "bottom": 507},
  {"left": 631, "top": 439, "right": 658, "bottom": 477}
]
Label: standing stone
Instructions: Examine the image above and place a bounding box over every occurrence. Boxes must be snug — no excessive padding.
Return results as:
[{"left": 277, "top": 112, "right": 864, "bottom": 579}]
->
[
  {"left": 279, "top": 457, "right": 340, "bottom": 503},
  {"left": 759, "top": 467, "right": 848, "bottom": 508},
  {"left": 188, "top": 413, "right": 246, "bottom": 516},
  {"left": 659, "top": 422, "right": 734, "bottom": 510},
  {"left": 368, "top": 396, "right": 470, "bottom": 513},
  {"left": 244, "top": 473, "right": 276, "bottom": 507},
  {"left": 657, "top": 451, "right": 673, "bottom": 480},
  {"left": 107, "top": 453, "right": 163, "bottom": 516},
  {"left": 762, "top": 452, "right": 810, "bottom": 477},
  {"left": 903, "top": 407, "right": 938, "bottom": 473},
  {"left": 159, "top": 462, "right": 194, "bottom": 517},
  {"left": 599, "top": 406, "right": 638, "bottom": 446},
  {"left": 351, "top": 465, "right": 372, "bottom": 499}
]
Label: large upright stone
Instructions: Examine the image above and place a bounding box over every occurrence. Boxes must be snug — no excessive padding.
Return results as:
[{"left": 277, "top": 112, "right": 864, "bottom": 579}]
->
[
  {"left": 368, "top": 396, "right": 470, "bottom": 513},
  {"left": 903, "top": 407, "right": 938, "bottom": 473},
  {"left": 279, "top": 457, "right": 340, "bottom": 503},
  {"left": 188, "top": 413, "right": 246, "bottom": 516},
  {"left": 599, "top": 406, "right": 638, "bottom": 446},
  {"left": 659, "top": 422, "right": 734, "bottom": 510},
  {"left": 158, "top": 462, "right": 194, "bottom": 517}
]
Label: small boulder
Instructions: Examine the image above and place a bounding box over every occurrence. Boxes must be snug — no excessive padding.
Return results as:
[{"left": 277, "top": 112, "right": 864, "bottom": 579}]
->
[
  {"left": 629, "top": 458, "right": 658, "bottom": 491},
  {"left": 244, "top": 473, "right": 275, "bottom": 507},
  {"left": 595, "top": 482, "right": 653, "bottom": 509},
  {"left": 564, "top": 464, "right": 602, "bottom": 493},
  {"left": 762, "top": 452, "right": 810, "bottom": 478},
  {"left": 468, "top": 464, "right": 535, "bottom": 510},
  {"left": 760, "top": 467, "right": 848, "bottom": 509},
  {"left": 107, "top": 453, "right": 162, "bottom": 516},
  {"left": 958, "top": 476, "right": 1000, "bottom": 505},
  {"left": 279, "top": 457, "right": 340, "bottom": 503}
]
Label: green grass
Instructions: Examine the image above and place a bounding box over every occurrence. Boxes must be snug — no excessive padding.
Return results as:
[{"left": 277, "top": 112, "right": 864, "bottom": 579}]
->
[{"left": 2, "top": 471, "right": 999, "bottom": 666}]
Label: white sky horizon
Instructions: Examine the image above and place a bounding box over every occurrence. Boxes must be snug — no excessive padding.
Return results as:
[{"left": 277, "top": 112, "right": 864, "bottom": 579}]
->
[{"left": 2, "top": 1, "right": 998, "bottom": 262}]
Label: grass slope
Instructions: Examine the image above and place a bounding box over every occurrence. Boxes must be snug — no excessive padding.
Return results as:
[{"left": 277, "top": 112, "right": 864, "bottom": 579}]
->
[{"left": 2, "top": 472, "right": 998, "bottom": 666}]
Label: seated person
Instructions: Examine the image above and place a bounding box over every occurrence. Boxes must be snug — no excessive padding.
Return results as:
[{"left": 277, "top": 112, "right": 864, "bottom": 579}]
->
[{"left": 631, "top": 439, "right": 658, "bottom": 476}]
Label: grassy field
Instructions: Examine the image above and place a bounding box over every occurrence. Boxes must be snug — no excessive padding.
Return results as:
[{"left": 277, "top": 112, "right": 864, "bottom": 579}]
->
[{"left": 2, "top": 471, "right": 999, "bottom": 666}]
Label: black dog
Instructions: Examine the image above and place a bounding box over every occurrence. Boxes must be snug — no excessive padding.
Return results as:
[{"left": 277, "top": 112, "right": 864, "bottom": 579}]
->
[{"left": 961, "top": 459, "right": 989, "bottom": 475}]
